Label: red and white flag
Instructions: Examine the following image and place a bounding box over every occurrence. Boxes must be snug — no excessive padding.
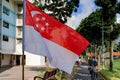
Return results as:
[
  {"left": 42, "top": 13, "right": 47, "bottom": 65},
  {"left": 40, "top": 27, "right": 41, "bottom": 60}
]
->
[{"left": 24, "top": 0, "right": 89, "bottom": 74}]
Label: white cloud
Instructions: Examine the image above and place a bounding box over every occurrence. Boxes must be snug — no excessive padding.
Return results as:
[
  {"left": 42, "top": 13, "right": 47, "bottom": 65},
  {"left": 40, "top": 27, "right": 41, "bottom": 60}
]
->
[
  {"left": 29, "top": 0, "right": 34, "bottom": 3},
  {"left": 117, "top": 18, "right": 120, "bottom": 23},
  {"left": 66, "top": 0, "right": 95, "bottom": 29}
]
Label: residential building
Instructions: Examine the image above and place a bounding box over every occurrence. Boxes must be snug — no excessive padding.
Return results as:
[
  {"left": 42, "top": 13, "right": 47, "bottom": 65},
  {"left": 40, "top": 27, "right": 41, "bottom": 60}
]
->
[
  {"left": 0, "top": 0, "right": 46, "bottom": 67},
  {"left": 0, "top": 0, "right": 17, "bottom": 67}
]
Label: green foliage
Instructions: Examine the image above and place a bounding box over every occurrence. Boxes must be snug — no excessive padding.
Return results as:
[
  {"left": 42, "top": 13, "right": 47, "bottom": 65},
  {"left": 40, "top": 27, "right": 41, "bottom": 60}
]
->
[
  {"left": 110, "top": 24, "right": 120, "bottom": 40},
  {"left": 116, "top": 2, "right": 120, "bottom": 13},
  {"left": 100, "top": 59, "right": 120, "bottom": 80},
  {"left": 33, "top": 0, "right": 80, "bottom": 23},
  {"left": 37, "top": 71, "right": 46, "bottom": 78},
  {"left": 100, "top": 69, "right": 120, "bottom": 80},
  {"left": 76, "top": 9, "right": 102, "bottom": 45},
  {"left": 95, "top": 0, "right": 120, "bottom": 26},
  {"left": 55, "top": 70, "right": 67, "bottom": 80},
  {"left": 95, "top": 0, "right": 120, "bottom": 27},
  {"left": 33, "top": 0, "right": 43, "bottom": 9},
  {"left": 113, "top": 59, "right": 120, "bottom": 69},
  {"left": 37, "top": 68, "right": 68, "bottom": 80}
]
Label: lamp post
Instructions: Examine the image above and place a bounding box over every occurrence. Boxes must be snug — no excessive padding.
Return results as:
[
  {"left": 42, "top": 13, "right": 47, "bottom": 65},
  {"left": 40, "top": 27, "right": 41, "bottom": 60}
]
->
[{"left": 102, "top": 13, "right": 104, "bottom": 69}]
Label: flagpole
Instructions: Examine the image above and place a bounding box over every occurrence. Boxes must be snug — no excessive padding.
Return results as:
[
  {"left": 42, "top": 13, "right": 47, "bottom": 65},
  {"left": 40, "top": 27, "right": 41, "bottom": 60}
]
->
[
  {"left": 22, "top": 51, "right": 24, "bottom": 80},
  {"left": 22, "top": 0, "right": 26, "bottom": 80}
]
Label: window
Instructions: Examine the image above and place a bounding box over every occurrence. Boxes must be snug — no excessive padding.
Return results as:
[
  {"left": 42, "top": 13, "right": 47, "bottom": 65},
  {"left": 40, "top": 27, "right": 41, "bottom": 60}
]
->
[
  {"left": 17, "top": 27, "right": 22, "bottom": 36},
  {"left": 3, "top": 35, "right": 9, "bottom": 42},
  {"left": 3, "top": 21, "right": 9, "bottom": 28},
  {"left": 17, "top": 14, "right": 22, "bottom": 19},
  {"left": 2, "top": 54, "right": 4, "bottom": 60},
  {"left": 13, "top": 56, "right": 15, "bottom": 60},
  {"left": 17, "top": 39, "right": 22, "bottom": 44},
  {"left": 3, "top": 7, "right": 9, "bottom": 15},
  {"left": 0, "top": 20, "right": 1, "bottom": 26},
  {"left": 17, "top": 4, "right": 23, "bottom": 13},
  {"left": 5, "top": 0, "right": 9, "bottom": 2}
]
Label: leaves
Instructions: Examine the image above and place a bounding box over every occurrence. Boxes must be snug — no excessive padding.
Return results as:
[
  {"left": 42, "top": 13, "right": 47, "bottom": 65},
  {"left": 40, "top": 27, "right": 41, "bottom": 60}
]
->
[
  {"left": 33, "top": 0, "right": 80, "bottom": 23},
  {"left": 76, "top": 9, "right": 103, "bottom": 46}
]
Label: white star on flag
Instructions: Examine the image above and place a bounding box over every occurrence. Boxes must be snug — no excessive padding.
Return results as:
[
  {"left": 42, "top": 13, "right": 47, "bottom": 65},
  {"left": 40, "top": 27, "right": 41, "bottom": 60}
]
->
[
  {"left": 36, "top": 17, "right": 40, "bottom": 21},
  {"left": 42, "top": 17, "right": 46, "bottom": 21},
  {"left": 41, "top": 27, "right": 45, "bottom": 31},
  {"left": 45, "top": 23, "right": 49, "bottom": 26}
]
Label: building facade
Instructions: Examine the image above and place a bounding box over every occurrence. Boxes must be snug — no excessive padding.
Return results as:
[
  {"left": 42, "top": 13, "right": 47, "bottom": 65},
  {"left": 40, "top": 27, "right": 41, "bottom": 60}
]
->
[
  {"left": 0, "top": 0, "right": 17, "bottom": 67},
  {"left": 0, "top": 0, "right": 46, "bottom": 67}
]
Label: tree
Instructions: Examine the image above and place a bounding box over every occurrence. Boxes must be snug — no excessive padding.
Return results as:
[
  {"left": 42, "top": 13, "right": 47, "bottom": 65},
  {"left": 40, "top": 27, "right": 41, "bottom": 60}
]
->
[
  {"left": 76, "top": 7, "right": 120, "bottom": 68},
  {"left": 113, "top": 41, "right": 120, "bottom": 52},
  {"left": 116, "top": 42, "right": 120, "bottom": 51},
  {"left": 95, "top": 0, "right": 120, "bottom": 71},
  {"left": 76, "top": 9, "right": 103, "bottom": 46},
  {"left": 33, "top": 0, "right": 80, "bottom": 23},
  {"left": 76, "top": 9, "right": 105, "bottom": 66}
]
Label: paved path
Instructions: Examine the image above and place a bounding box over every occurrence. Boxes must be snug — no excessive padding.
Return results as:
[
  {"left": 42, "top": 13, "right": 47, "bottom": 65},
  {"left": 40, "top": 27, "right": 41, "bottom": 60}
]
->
[
  {"left": 72, "top": 62, "right": 104, "bottom": 80},
  {"left": 0, "top": 66, "right": 45, "bottom": 80},
  {"left": 0, "top": 63, "right": 104, "bottom": 80}
]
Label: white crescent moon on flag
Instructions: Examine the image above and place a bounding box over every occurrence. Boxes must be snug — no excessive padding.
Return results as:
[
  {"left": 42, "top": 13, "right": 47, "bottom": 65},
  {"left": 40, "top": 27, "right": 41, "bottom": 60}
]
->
[{"left": 31, "top": 11, "right": 41, "bottom": 17}]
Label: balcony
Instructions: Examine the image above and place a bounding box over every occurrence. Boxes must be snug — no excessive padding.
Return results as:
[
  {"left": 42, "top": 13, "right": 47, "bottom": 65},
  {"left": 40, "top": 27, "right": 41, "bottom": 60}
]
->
[
  {"left": 16, "top": 27, "right": 22, "bottom": 39},
  {"left": 14, "top": 0, "right": 23, "bottom": 3},
  {"left": 16, "top": 34, "right": 22, "bottom": 39},
  {"left": 17, "top": 9, "right": 23, "bottom": 15},
  {"left": 16, "top": 18, "right": 22, "bottom": 26}
]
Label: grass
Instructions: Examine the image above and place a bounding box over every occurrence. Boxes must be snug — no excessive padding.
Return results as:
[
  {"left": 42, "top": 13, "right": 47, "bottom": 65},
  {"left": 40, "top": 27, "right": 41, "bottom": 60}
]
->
[
  {"left": 100, "top": 59, "right": 120, "bottom": 80},
  {"left": 113, "top": 59, "right": 120, "bottom": 70}
]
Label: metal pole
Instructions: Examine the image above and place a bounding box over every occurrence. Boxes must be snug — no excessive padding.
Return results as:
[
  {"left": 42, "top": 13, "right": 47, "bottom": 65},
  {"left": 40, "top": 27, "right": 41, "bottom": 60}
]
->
[
  {"left": 0, "top": 53, "right": 1, "bottom": 68},
  {"left": 22, "top": 0, "right": 26, "bottom": 80},
  {"left": 102, "top": 14, "right": 104, "bottom": 69},
  {"left": 22, "top": 52, "right": 24, "bottom": 80}
]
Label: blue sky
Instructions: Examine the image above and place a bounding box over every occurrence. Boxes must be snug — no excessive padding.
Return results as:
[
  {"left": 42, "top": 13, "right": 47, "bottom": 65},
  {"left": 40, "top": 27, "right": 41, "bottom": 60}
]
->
[{"left": 66, "top": 0, "right": 120, "bottom": 29}]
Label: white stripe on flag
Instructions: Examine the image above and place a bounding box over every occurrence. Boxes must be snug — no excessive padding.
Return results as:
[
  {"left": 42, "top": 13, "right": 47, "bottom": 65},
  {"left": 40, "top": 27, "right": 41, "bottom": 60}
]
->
[{"left": 25, "top": 25, "right": 79, "bottom": 73}]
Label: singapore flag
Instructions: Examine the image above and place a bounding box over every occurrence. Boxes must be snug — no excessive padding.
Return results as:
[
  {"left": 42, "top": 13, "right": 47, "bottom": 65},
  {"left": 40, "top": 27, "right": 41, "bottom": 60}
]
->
[{"left": 24, "top": 0, "right": 89, "bottom": 74}]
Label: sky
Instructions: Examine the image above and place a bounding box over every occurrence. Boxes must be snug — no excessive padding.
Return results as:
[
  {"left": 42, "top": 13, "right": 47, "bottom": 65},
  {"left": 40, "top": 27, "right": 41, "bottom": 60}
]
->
[
  {"left": 66, "top": 0, "right": 96, "bottom": 29},
  {"left": 66, "top": 0, "right": 120, "bottom": 29}
]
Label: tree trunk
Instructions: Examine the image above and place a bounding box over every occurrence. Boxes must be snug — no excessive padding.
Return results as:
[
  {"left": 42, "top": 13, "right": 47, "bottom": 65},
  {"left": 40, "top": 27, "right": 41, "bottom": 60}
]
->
[
  {"left": 98, "top": 53, "right": 101, "bottom": 66},
  {"left": 98, "top": 47, "right": 102, "bottom": 66},
  {"left": 109, "top": 40, "right": 113, "bottom": 71},
  {"left": 0, "top": 53, "right": 1, "bottom": 68}
]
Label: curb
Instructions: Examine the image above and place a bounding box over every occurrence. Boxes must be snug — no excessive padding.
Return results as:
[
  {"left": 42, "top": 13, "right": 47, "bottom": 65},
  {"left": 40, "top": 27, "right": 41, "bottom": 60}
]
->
[{"left": 98, "top": 72, "right": 107, "bottom": 80}]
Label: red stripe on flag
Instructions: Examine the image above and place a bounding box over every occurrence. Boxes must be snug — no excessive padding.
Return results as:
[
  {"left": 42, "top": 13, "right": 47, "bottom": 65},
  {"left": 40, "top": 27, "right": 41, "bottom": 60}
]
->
[{"left": 25, "top": 0, "right": 89, "bottom": 56}]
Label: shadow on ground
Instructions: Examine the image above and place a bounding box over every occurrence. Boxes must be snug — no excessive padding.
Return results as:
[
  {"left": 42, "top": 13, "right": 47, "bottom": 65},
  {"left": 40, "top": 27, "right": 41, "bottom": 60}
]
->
[
  {"left": 26, "top": 66, "right": 46, "bottom": 72},
  {"left": 0, "top": 67, "right": 12, "bottom": 73}
]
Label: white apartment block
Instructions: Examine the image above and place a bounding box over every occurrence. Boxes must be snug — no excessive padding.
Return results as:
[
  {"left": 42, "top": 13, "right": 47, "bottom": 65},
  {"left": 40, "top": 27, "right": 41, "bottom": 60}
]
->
[{"left": 0, "top": 0, "right": 46, "bottom": 67}]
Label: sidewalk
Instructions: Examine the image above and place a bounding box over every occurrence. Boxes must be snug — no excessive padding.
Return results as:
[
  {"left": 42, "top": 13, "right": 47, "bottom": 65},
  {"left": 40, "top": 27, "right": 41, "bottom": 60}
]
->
[
  {"left": 0, "top": 63, "right": 104, "bottom": 80},
  {"left": 72, "top": 62, "right": 104, "bottom": 80},
  {"left": 0, "top": 66, "right": 46, "bottom": 80}
]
